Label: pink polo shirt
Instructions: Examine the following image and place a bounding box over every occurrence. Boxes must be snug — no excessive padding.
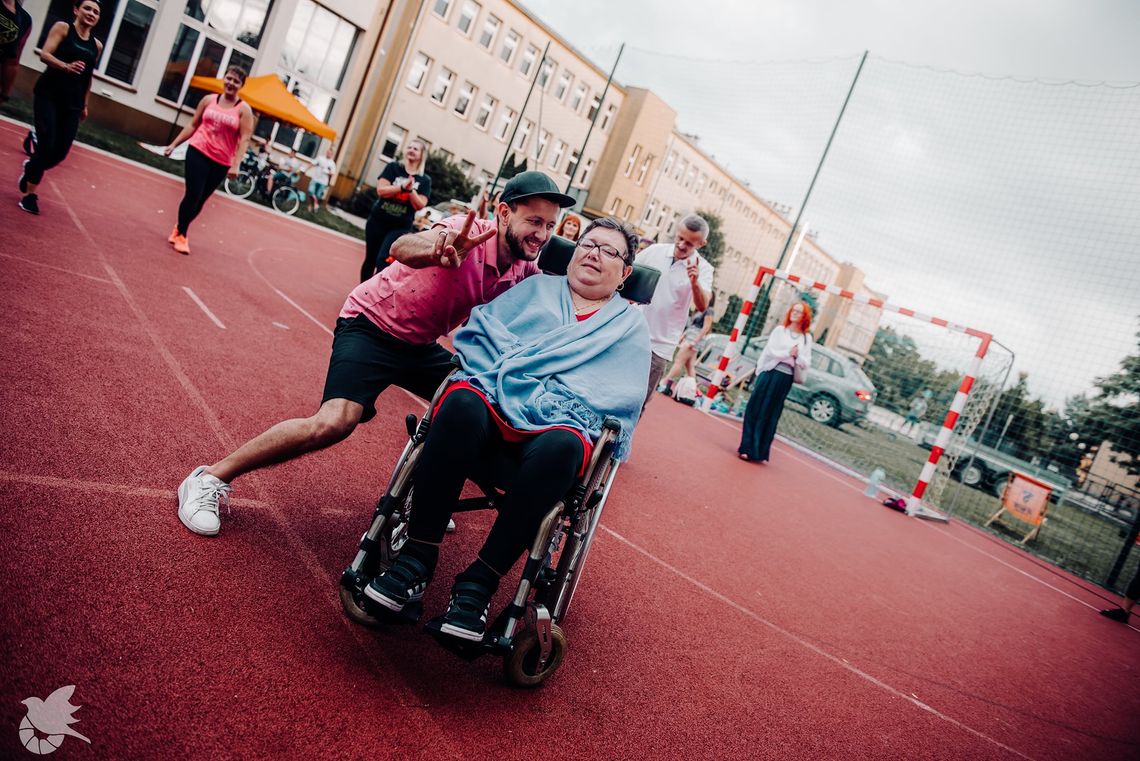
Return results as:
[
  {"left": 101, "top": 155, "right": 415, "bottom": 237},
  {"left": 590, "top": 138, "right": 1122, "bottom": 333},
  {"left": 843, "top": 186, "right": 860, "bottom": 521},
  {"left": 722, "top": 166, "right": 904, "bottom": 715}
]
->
[{"left": 340, "top": 216, "right": 540, "bottom": 344}]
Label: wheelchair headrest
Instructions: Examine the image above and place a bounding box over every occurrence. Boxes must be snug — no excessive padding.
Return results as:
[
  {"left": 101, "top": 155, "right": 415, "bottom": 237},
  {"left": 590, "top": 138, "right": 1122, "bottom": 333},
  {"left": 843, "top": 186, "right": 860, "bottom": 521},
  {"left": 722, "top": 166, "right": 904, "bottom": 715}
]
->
[{"left": 538, "top": 235, "right": 659, "bottom": 305}]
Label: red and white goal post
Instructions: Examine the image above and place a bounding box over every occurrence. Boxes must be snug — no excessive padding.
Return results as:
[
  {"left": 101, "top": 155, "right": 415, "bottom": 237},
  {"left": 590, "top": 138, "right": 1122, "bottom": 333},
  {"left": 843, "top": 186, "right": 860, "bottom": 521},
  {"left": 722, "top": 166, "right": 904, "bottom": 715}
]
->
[{"left": 703, "top": 266, "right": 996, "bottom": 521}]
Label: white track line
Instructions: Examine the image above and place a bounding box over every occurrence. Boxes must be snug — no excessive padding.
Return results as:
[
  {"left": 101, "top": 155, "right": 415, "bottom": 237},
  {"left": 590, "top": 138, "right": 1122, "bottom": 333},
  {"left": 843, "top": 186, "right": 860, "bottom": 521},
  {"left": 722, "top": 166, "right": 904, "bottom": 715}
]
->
[
  {"left": 0, "top": 251, "right": 114, "bottom": 284},
  {"left": 182, "top": 286, "right": 226, "bottom": 329},
  {"left": 600, "top": 526, "right": 1035, "bottom": 760}
]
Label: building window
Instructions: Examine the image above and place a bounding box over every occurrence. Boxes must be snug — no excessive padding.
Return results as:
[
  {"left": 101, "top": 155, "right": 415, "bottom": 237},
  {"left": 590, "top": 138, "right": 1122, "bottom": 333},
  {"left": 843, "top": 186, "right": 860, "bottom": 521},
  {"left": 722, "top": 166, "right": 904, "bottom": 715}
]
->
[
  {"left": 570, "top": 83, "right": 587, "bottom": 112},
  {"left": 636, "top": 154, "right": 653, "bottom": 185},
  {"left": 499, "top": 29, "right": 520, "bottom": 63},
  {"left": 674, "top": 158, "right": 687, "bottom": 181},
  {"left": 457, "top": 0, "right": 480, "bottom": 36},
  {"left": 578, "top": 158, "right": 595, "bottom": 185},
  {"left": 406, "top": 52, "right": 432, "bottom": 92},
  {"left": 459, "top": 159, "right": 475, "bottom": 179},
  {"left": 513, "top": 119, "right": 532, "bottom": 152},
  {"left": 587, "top": 93, "right": 601, "bottom": 121},
  {"left": 655, "top": 204, "right": 669, "bottom": 228},
  {"left": 380, "top": 124, "right": 408, "bottom": 161},
  {"left": 685, "top": 166, "right": 697, "bottom": 189},
  {"left": 643, "top": 199, "right": 656, "bottom": 223},
  {"left": 553, "top": 70, "right": 572, "bottom": 101},
  {"left": 549, "top": 140, "right": 567, "bottom": 170},
  {"left": 432, "top": 0, "right": 452, "bottom": 20},
  {"left": 662, "top": 151, "right": 676, "bottom": 175},
  {"left": 269, "top": 0, "right": 359, "bottom": 154},
  {"left": 97, "top": 0, "right": 159, "bottom": 85},
  {"left": 624, "top": 144, "right": 641, "bottom": 177},
  {"left": 453, "top": 80, "right": 477, "bottom": 118},
  {"left": 667, "top": 212, "right": 680, "bottom": 235},
  {"left": 608, "top": 197, "right": 622, "bottom": 215},
  {"left": 537, "top": 59, "right": 555, "bottom": 89},
  {"left": 280, "top": 1, "right": 358, "bottom": 91},
  {"left": 600, "top": 103, "right": 617, "bottom": 131},
  {"left": 183, "top": 0, "right": 275, "bottom": 49},
  {"left": 430, "top": 67, "right": 455, "bottom": 105},
  {"left": 624, "top": 205, "right": 634, "bottom": 220},
  {"left": 478, "top": 14, "right": 500, "bottom": 50},
  {"left": 157, "top": 0, "right": 272, "bottom": 108},
  {"left": 474, "top": 93, "right": 496, "bottom": 130},
  {"left": 536, "top": 130, "right": 551, "bottom": 161},
  {"left": 494, "top": 107, "right": 517, "bottom": 141},
  {"left": 566, "top": 149, "right": 579, "bottom": 177},
  {"left": 519, "top": 43, "right": 539, "bottom": 77}
]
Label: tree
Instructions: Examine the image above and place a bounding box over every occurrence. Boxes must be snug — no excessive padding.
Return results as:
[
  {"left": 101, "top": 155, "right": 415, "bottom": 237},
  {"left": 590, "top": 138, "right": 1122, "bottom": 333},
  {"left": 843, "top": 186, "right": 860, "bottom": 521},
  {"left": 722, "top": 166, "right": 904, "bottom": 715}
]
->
[
  {"left": 1084, "top": 325, "right": 1140, "bottom": 475},
  {"left": 498, "top": 153, "right": 528, "bottom": 182},
  {"left": 863, "top": 326, "right": 960, "bottom": 415},
  {"left": 695, "top": 208, "right": 725, "bottom": 268},
  {"left": 424, "top": 149, "right": 479, "bottom": 208}
]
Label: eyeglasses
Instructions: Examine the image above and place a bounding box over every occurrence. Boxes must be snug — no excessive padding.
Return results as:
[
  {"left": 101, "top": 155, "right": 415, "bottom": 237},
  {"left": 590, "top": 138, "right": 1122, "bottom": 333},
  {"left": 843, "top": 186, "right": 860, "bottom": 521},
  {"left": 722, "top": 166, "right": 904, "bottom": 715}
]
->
[{"left": 576, "top": 239, "right": 629, "bottom": 264}]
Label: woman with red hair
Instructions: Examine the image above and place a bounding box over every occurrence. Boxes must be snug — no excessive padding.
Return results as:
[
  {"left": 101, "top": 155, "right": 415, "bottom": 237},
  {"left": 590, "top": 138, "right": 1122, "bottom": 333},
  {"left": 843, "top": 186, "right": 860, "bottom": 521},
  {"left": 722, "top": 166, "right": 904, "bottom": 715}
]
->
[{"left": 738, "top": 301, "right": 813, "bottom": 462}]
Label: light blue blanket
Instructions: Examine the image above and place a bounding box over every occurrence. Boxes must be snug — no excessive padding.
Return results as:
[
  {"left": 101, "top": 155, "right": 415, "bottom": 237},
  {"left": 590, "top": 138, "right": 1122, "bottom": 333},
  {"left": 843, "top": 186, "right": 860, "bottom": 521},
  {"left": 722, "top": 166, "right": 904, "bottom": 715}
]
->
[{"left": 453, "top": 274, "right": 651, "bottom": 460}]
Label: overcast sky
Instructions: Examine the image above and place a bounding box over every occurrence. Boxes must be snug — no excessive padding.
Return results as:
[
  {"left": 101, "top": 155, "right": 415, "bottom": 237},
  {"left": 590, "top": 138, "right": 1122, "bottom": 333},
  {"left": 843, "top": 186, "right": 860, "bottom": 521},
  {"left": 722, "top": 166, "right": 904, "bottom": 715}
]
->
[{"left": 522, "top": 0, "right": 1140, "bottom": 409}]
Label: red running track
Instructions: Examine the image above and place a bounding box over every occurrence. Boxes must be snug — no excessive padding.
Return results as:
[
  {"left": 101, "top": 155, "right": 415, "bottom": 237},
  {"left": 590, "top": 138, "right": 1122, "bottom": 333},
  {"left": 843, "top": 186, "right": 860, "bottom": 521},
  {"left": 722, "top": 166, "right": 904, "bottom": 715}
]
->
[{"left": 1, "top": 117, "right": 1137, "bottom": 760}]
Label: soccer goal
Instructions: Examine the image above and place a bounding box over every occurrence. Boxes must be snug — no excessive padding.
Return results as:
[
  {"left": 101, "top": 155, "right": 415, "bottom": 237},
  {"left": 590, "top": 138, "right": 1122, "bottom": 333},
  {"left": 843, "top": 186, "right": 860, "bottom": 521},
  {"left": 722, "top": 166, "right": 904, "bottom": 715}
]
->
[{"left": 705, "top": 266, "right": 1013, "bottom": 520}]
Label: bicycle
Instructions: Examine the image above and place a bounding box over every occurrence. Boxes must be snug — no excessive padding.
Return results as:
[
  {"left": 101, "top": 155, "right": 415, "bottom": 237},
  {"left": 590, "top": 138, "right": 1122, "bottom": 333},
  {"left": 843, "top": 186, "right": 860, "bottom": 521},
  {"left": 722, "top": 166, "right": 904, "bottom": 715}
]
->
[{"left": 224, "top": 153, "right": 305, "bottom": 216}]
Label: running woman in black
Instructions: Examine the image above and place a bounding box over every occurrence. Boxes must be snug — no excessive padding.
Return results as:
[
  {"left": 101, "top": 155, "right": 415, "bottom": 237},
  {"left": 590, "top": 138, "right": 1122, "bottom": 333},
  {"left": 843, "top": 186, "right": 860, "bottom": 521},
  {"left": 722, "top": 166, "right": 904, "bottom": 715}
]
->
[
  {"left": 361, "top": 138, "right": 431, "bottom": 281},
  {"left": 0, "top": 0, "right": 33, "bottom": 105},
  {"left": 17, "top": 0, "right": 101, "bottom": 215}
]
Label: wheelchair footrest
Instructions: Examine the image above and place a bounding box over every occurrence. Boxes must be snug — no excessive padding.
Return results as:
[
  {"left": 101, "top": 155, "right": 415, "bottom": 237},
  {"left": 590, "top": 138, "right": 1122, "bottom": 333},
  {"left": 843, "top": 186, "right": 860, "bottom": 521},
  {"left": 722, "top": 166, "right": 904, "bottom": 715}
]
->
[
  {"left": 358, "top": 592, "right": 424, "bottom": 625},
  {"left": 423, "top": 616, "right": 508, "bottom": 661}
]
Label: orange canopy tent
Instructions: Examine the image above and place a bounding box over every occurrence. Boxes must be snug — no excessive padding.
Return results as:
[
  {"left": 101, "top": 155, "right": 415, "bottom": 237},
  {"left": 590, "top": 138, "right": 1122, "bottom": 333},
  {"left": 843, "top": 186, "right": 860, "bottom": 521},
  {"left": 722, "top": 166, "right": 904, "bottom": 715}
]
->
[{"left": 188, "top": 74, "right": 337, "bottom": 140}]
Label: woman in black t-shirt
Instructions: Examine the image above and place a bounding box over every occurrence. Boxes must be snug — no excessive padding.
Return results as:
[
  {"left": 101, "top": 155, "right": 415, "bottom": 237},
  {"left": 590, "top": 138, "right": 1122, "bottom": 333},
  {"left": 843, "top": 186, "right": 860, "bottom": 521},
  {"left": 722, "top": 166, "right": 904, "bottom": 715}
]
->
[
  {"left": 361, "top": 138, "right": 431, "bottom": 281},
  {"left": 0, "top": 0, "right": 33, "bottom": 104},
  {"left": 17, "top": 0, "right": 102, "bottom": 216}
]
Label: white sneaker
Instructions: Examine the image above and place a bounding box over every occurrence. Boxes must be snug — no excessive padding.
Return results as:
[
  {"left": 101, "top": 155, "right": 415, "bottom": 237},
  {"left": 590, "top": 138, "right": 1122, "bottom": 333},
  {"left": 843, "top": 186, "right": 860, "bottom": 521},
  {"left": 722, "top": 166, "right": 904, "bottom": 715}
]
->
[
  {"left": 446, "top": 518, "right": 456, "bottom": 533},
  {"left": 178, "top": 466, "right": 231, "bottom": 536}
]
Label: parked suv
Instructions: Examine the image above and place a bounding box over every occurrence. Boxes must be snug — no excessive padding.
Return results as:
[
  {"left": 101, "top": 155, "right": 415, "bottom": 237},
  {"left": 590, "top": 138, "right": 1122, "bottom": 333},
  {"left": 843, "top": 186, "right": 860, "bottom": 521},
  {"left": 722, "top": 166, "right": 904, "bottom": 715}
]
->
[{"left": 694, "top": 334, "right": 876, "bottom": 427}]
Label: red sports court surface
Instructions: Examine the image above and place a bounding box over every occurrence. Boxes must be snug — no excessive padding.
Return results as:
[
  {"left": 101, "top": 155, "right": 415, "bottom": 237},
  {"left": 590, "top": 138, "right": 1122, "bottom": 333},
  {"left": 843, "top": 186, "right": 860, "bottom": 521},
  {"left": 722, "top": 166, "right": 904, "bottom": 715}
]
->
[{"left": 1, "top": 118, "right": 1137, "bottom": 760}]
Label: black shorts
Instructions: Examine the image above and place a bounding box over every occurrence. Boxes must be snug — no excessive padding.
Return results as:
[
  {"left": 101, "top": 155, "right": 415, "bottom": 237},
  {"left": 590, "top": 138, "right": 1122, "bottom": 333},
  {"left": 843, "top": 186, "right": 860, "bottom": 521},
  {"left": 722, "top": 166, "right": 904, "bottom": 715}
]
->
[{"left": 322, "top": 314, "right": 455, "bottom": 422}]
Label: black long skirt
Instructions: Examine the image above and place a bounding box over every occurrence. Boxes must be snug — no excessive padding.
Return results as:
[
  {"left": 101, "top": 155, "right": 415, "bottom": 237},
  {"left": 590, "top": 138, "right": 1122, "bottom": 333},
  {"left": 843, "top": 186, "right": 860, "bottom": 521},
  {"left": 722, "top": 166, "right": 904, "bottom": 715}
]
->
[{"left": 738, "top": 369, "right": 794, "bottom": 462}]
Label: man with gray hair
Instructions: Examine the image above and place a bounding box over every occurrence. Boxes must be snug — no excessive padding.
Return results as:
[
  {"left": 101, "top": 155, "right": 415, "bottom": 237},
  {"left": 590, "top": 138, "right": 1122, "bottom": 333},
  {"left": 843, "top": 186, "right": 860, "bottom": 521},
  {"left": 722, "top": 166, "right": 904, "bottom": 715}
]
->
[{"left": 634, "top": 214, "right": 714, "bottom": 408}]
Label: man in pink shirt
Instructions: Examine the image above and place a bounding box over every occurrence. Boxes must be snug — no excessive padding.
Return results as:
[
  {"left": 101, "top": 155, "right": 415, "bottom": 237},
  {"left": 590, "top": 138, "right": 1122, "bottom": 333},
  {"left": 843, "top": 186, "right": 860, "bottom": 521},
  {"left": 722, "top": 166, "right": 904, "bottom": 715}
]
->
[{"left": 177, "top": 171, "right": 575, "bottom": 536}]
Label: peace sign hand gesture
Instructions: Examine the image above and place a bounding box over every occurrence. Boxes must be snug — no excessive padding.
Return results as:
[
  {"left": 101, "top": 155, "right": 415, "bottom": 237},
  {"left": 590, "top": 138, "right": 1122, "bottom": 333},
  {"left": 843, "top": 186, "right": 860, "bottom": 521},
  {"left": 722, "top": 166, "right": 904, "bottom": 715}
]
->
[{"left": 435, "top": 211, "right": 498, "bottom": 268}]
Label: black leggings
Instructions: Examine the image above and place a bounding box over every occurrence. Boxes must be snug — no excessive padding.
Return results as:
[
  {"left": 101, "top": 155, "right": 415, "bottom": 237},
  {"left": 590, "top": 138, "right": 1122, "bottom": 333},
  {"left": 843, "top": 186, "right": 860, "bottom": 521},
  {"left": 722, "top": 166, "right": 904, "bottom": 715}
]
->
[
  {"left": 407, "top": 389, "right": 584, "bottom": 575},
  {"left": 24, "top": 93, "right": 81, "bottom": 186},
  {"left": 178, "top": 146, "right": 230, "bottom": 235},
  {"left": 362, "top": 215, "right": 411, "bottom": 281}
]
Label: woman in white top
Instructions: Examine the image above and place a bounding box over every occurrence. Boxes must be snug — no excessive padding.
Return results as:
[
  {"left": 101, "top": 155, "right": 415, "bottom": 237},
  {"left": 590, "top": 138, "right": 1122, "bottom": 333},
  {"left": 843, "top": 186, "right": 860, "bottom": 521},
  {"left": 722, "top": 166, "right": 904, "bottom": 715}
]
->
[{"left": 738, "top": 301, "right": 813, "bottom": 462}]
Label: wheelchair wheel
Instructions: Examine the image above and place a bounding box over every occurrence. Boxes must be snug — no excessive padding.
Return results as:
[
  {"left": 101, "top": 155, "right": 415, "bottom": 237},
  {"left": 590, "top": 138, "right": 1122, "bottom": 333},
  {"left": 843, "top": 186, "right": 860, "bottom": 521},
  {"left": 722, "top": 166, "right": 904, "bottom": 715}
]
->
[
  {"left": 504, "top": 625, "right": 567, "bottom": 688},
  {"left": 272, "top": 187, "right": 301, "bottom": 215},
  {"left": 225, "top": 171, "right": 255, "bottom": 199},
  {"left": 340, "top": 584, "right": 384, "bottom": 628}
]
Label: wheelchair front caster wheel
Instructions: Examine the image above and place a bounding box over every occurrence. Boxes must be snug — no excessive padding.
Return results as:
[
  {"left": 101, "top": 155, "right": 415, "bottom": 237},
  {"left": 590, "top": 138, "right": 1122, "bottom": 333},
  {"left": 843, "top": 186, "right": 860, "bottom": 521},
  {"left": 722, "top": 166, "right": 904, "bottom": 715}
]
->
[
  {"left": 504, "top": 625, "right": 567, "bottom": 687},
  {"left": 340, "top": 584, "right": 384, "bottom": 628}
]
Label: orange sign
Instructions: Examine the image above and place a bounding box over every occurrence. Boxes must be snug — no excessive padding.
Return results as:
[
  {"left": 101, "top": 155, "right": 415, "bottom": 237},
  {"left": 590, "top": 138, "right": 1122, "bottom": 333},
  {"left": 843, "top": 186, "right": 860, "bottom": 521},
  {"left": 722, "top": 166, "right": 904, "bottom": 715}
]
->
[{"left": 1001, "top": 472, "right": 1052, "bottom": 526}]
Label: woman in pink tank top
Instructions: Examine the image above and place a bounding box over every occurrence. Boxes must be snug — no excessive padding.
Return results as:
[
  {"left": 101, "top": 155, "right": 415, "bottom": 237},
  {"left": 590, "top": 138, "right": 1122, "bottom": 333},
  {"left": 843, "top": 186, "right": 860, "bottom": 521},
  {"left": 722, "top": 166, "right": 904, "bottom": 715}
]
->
[{"left": 163, "top": 64, "right": 253, "bottom": 254}]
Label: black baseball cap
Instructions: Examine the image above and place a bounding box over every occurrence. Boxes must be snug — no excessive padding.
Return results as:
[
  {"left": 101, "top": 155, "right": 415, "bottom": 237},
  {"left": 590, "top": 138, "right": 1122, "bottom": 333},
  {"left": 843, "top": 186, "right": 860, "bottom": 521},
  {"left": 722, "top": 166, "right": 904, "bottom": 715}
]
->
[{"left": 499, "top": 171, "right": 576, "bottom": 208}]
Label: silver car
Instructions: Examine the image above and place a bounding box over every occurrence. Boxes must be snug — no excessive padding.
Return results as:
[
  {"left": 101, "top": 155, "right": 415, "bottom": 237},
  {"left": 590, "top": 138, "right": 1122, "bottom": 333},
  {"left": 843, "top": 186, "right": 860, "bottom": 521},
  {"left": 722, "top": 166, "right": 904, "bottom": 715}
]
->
[{"left": 695, "top": 334, "right": 876, "bottom": 427}]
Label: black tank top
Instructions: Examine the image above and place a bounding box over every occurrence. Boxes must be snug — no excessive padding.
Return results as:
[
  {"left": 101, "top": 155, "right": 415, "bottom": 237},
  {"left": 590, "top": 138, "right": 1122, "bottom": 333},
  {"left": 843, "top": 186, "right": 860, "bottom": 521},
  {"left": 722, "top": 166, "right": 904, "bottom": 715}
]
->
[{"left": 35, "top": 22, "right": 100, "bottom": 109}]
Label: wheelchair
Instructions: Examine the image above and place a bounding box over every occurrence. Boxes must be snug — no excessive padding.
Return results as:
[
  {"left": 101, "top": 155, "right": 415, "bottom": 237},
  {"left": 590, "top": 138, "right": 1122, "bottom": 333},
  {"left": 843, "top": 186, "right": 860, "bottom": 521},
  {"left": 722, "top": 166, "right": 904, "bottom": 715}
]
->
[{"left": 338, "top": 235, "right": 659, "bottom": 687}]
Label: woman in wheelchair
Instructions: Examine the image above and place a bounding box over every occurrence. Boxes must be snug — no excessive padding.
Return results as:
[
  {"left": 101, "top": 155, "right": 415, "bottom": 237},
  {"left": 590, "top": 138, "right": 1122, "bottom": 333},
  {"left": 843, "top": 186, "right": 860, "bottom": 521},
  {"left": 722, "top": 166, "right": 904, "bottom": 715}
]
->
[{"left": 362, "top": 216, "right": 650, "bottom": 642}]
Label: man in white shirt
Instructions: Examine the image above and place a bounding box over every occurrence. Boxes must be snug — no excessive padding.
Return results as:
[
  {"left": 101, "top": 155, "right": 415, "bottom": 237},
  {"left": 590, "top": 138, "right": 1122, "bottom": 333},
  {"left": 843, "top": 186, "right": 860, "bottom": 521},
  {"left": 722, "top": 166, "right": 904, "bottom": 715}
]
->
[{"left": 635, "top": 214, "right": 714, "bottom": 408}]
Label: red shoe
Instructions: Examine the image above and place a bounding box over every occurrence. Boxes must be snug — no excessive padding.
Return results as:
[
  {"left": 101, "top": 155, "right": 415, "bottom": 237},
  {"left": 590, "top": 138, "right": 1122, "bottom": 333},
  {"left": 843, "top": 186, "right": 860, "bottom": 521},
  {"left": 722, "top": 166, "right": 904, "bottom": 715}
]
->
[{"left": 168, "top": 226, "right": 179, "bottom": 244}]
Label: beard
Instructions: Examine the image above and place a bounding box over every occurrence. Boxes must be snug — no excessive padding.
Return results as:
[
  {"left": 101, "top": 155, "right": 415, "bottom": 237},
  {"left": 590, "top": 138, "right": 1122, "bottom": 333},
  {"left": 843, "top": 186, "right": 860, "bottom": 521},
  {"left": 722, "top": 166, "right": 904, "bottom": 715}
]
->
[{"left": 505, "top": 224, "right": 540, "bottom": 262}]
